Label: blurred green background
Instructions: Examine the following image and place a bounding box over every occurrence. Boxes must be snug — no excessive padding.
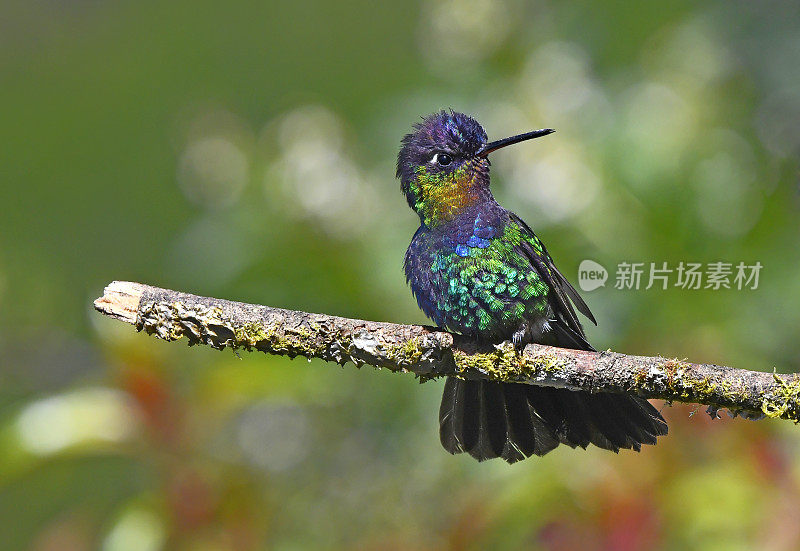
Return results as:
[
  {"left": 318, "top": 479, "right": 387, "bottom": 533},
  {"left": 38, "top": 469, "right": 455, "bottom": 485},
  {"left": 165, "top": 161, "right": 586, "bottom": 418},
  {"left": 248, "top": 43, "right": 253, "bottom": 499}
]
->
[{"left": 1, "top": 0, "right": 799, "bottom": 549}]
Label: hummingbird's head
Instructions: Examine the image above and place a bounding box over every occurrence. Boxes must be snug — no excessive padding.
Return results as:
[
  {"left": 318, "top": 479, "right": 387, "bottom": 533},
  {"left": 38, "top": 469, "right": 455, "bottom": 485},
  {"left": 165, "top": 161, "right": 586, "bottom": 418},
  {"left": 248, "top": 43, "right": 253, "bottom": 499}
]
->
[{"left": 396, "top": 110, "right": 553, "bottom": 227}]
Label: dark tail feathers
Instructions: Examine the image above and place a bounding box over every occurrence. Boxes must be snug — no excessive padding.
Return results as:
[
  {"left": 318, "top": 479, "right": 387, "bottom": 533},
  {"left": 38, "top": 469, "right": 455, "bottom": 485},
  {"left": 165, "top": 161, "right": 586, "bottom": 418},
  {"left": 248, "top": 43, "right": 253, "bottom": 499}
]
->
[{"left": 439, "top": 378, "right": 668, "bottom": 463}]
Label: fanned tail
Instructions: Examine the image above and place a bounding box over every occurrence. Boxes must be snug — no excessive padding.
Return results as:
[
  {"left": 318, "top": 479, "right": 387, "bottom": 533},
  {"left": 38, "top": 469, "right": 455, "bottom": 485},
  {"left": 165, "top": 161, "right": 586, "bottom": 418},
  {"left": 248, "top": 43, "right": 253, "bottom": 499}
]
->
[{"left": 439, "top": 378, "right": 668, "bottom": 463}]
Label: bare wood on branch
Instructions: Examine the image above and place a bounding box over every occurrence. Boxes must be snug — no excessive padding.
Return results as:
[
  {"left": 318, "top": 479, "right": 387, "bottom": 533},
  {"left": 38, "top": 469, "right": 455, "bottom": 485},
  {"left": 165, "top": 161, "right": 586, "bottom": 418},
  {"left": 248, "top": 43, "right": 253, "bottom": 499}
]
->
[{"left": 94, "top": 281, "right": 800, "bottom": 423}]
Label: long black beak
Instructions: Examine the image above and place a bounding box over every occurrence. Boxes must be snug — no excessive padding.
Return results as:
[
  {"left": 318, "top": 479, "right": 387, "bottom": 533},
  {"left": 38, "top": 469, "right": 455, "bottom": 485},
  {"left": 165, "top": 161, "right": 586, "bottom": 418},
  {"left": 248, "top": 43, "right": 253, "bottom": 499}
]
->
[{"left": 477, "top": 128, "right": 555, "bottom": 158}]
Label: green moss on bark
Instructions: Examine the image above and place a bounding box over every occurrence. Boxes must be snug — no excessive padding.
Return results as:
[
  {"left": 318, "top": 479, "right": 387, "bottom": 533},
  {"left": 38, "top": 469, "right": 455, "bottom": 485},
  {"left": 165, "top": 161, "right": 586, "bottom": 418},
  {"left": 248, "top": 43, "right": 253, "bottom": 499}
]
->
[
  {"left": 452, "top": 343, "right": 567, "bottom": 382},
  {"left": 761, "top": 373, "right": 800, "bottom": 422}
]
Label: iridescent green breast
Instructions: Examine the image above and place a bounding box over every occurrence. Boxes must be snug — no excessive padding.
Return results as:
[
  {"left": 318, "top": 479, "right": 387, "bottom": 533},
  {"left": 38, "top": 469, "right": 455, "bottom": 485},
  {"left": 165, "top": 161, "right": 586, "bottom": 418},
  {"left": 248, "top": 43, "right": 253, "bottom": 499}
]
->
[{"left": 406, "top": 211, "right": 553, "bottom": 339}]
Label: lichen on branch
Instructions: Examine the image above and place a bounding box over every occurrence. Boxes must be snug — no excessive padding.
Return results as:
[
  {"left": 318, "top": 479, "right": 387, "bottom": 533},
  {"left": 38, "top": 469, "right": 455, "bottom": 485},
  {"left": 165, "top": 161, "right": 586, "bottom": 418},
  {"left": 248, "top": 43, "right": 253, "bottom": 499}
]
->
[{"left": 94, "top": 281, "right": 800, "bottom": 424}]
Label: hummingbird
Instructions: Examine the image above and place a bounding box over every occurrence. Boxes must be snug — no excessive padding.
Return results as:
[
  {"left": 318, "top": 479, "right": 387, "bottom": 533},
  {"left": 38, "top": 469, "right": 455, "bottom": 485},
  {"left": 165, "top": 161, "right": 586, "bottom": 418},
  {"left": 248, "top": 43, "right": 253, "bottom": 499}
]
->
[{"left": 397, "top": 110, "right": 667, "bottom": 463}]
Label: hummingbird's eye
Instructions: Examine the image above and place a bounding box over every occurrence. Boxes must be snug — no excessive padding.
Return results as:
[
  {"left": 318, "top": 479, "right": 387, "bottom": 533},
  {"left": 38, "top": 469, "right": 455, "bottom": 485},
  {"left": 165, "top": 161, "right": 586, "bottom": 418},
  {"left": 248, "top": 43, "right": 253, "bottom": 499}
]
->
[{"left": 432, "top": 153, "right": 453, "bottom": 166}]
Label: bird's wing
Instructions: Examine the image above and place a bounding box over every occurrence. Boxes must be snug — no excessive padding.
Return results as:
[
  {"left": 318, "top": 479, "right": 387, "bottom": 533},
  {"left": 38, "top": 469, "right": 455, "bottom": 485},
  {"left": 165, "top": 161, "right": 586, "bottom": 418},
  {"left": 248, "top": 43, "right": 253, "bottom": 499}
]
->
[{"left": 509, "top": 213, "right": 596, "bottom": 348}]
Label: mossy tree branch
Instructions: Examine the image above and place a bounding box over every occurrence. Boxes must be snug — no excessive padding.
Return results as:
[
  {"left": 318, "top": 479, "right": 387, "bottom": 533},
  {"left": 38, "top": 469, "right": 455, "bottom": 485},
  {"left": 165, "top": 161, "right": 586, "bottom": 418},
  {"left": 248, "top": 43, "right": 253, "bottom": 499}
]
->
[{"left": 94, "top": 281, "right": 800, "bottom": 423}]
